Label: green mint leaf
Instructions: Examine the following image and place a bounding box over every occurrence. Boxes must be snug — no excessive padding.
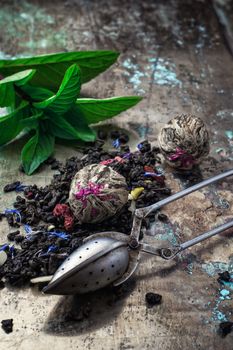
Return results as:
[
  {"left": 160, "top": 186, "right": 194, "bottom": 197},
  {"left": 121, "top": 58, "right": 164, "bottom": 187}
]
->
[
  {"left": 49, "top": 113, "right": 96, "bottom": 142},
  {"left": 0, "top": 69, "right": 35, "bottom": 108},
  {"left": 19, "top": 85, "right": 53, "bottom": 101},
  {"left": 75, "top": 96, "right": 143, "bottom": 124},
  {"left": 0, "top": 84, "right": 15, "bottom": 108},
  {"left": 0, "top": 102, "right": 30, "bottom": 146},
  {"left": 0, "top": 51, "right": 119, "bottom": 91},
  {"left": 21, "top": 127, "right": 55, "bottom": 175},
  {"left": 64, "top": 105, "right": 97, "bottom": 142},
  {"left": 19, "top": 111, "right": 43, "bottom": 130},
  {"left": 33, "top": 64, "right": 81, "bottom": 114},
  {"left": 0, "top": 69, "right": 36, "bottom": 86}
]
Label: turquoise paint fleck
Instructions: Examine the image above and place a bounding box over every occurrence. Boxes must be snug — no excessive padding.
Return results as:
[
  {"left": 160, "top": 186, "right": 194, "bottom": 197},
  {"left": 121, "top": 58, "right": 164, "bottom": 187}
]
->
[
  {"left": 202, "top": 260, "right": 232, "bottom": 323},
  {"left": 211, "top": 290, "right": 230, "bottom": 322},
  {"left": 186, "top": 262, "right": 193, "bottom": 275},
  {"left": 136, "top": 125, "right": 153, "bottom": 138},
  {"left": 154, "top": 224, "right": 178, "bottom": 245},
  {"left": 122, "top": 58, "right": 148, "bottom": 94},
  {"left": 222, "top": 280, "right": 233, "bottom": 291},
  {"left": 201, "top": 261, "right": 231, "bottom": 277},
  {"left": 213, "top": 310, "right": 227, "bottom": 322},
  {"left": 149, "top": 220, "right": 180, "bottom": 248},
  {"left": 225, "top": 130, "right": 233, "bottom": 140},
  {"left": 122, "top": 56, "right": 182, "bottom": 93},
  {"left": 149, "top": 58, "right": 182, "bottom": 87},
  {"left": 216, "top": 110, "right": 233, "bottom": 119},
  {"left": 220, "top": 289, "right": 230, "bottom": 297}
]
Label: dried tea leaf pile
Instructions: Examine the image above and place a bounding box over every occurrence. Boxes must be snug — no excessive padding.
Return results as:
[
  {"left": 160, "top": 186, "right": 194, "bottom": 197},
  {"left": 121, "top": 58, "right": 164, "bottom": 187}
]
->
[{"left": 0, "top": 136, "right": 171, "bottom": 287}]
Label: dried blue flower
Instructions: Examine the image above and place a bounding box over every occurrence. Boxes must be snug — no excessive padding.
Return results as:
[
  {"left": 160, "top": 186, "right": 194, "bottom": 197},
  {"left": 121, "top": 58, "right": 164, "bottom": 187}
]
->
[
  {"left": 113, "top": 139, "right": 121, "bottom": 148},
  {"left": 122, "top": 152, "right": 131, "bottom": 159},
  {"left": 144, "top": 172, "right": 164, "bottom": 177},
  {"left": 0, "top": 244, "right": 9, "bottom": 251},
  {"left": 48, "top": 231, "right": 70, "bottom": 240},
  {"left": 47, "top": 245, "right": 58, "bottom": 254},
  {"left": 9, "top": 245, "right": 15, "bottom": 258},
  {"left": 24, "top": 224, "right": 32, "bottom": 235},
  {"left": 38, "top": 245, "right": 58, "bottom": 257},
  {"left": 15, "top": 184, "right": 28, "bottom": 192},
  {"left": 5, "top": 209, "right": 21, "bottom": 223}
]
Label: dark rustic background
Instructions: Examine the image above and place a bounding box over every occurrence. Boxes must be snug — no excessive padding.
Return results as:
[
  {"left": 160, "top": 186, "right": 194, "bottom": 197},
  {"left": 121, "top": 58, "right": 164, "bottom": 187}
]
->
[{"left": 0, "top": 1, "right": 232, "bottom": 349}]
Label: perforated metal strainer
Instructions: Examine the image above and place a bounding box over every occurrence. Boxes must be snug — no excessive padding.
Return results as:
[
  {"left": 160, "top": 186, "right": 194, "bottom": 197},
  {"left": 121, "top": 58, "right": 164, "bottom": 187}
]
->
[{"left": 43, "top": 169, "right": 233, "bottom": 295}]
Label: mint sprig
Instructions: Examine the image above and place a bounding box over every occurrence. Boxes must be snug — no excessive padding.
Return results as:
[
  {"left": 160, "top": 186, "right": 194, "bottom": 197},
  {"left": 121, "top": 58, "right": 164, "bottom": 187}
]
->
[{"left": 0, "top": 51, "right": 142, "bottom": 175}]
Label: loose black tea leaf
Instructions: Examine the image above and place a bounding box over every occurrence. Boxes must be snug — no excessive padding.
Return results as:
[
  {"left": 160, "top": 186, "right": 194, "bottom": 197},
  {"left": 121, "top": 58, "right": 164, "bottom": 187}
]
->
[
  {"left": 1, "top": 319, "right": 13, "bottom": 334},
  {"left": 145, "top": 292, "right": 162, "bottom": 306}
]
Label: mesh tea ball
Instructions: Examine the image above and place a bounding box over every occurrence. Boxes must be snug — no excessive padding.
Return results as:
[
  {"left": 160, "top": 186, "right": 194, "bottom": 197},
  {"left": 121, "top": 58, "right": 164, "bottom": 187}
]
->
[
  {"left": 68, "top": 164, "right": 128, "bottom": 223},
  {"left": 158, "top": 114, "right": 210, "bottom": 169}
]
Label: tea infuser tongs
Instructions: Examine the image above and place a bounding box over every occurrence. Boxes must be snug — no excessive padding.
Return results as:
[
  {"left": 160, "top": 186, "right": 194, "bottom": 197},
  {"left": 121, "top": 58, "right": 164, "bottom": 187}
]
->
[{"left": 43, "top": 168, "right": 233, "bottom": 295}]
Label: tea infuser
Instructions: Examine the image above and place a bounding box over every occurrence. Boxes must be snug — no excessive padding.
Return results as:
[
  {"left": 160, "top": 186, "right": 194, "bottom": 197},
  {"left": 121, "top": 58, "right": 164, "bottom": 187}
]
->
[{"left": 43, "top": 168, "right": 233, "bottom": 295}]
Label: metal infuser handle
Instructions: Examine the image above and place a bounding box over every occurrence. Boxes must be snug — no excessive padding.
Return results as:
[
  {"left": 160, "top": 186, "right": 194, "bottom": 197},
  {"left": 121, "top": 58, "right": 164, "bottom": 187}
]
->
[
  {"left": 179, "top": 220, "right": 233, "bottom": 250},
  {"left": 159, "top": 220, "right": 233, "bottom": 259},
  {"left": 130, "top": 168, "right": 233, "bottom": 242},
  {"left": 130, "top": 168, "right": 233, "bottom": 258},
  {"left": 138, "top": 168, "right": 233, "bottom": 218}
]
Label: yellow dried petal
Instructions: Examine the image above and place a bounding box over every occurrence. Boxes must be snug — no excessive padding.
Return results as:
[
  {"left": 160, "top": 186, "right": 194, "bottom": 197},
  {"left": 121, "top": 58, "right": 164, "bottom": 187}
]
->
[{"left": 130, "top": 187, "right": 144, "bottom": 200}]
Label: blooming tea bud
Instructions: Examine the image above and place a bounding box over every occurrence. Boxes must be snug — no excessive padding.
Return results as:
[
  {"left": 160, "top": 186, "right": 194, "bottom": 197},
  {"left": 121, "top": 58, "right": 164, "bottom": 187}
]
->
[
  {"left": 69, "top": 164, "right": 128, "bottom": 223},
  {"left": 158, "top": 115, "right": 210, "bottom": 169}
]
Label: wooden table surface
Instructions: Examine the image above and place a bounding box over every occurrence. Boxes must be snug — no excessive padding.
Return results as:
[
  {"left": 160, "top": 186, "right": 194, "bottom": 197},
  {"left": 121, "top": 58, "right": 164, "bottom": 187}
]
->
[{"left": 0, "top": 1, "right": 233, "bottom": 349}]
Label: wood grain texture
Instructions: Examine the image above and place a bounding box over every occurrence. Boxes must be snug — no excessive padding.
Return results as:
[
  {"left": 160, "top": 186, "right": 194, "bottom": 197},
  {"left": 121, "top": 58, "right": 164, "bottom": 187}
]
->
[{"left": 0, "top": 1, "right": 233, "bottom": 349}]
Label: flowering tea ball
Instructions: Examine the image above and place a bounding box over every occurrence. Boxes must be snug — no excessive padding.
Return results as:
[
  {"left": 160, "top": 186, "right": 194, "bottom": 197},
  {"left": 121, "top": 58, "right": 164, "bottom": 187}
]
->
[
  {"left": 68, "top": 164, "right": 128, "bottom": 223},
  {"left": 158, "top": 115, "right": 210, "bottom": 169}
]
